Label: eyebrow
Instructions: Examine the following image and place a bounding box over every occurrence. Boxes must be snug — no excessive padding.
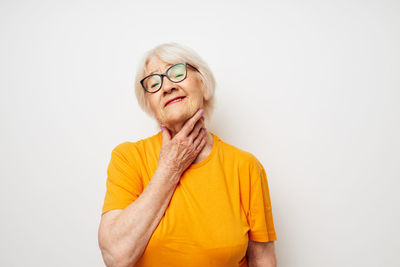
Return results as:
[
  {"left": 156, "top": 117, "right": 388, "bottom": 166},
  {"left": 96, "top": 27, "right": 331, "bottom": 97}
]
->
[{"left": 147, "top": 63, "right": 173, "bottom": 76}]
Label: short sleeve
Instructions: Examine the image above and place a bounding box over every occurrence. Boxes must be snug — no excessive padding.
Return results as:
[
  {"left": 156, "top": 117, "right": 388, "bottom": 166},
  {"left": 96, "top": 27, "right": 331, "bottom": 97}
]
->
[
  {"left": 247, "top": 157, "right": 277, "bottom": 242},
  {"left": 101, "top": 143, "right": 143, "bottom": 216}
]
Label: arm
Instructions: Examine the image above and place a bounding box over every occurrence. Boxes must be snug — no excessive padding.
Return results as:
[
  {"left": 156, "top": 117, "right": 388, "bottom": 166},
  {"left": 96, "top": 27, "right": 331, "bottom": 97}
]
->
[
  {"left": 98, "top": 108, "right": 207, "bottom": 267},
  {"left": 98, "top": 167, "right": 180, "bottom": 267},
  {"left": 246, "top": 240, "right": 277, "bottom": 267}
]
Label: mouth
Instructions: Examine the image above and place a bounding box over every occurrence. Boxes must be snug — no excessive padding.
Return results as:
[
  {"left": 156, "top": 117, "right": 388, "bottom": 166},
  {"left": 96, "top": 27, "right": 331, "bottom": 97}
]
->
[{"left": 165, "top": 96, "right": 186, "bottom": 107}]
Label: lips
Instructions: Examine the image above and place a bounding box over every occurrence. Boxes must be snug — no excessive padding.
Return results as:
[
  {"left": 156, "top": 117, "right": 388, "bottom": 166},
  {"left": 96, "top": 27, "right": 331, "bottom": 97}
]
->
[{"left": 165, "top": 96, "right": 186, "bottom": 107}]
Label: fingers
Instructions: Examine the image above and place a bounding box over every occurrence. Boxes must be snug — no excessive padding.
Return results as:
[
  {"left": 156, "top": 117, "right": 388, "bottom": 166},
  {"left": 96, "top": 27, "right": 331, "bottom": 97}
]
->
[
  {"left": 193, "top": 129, "right": 207, "bottom": 150},
  {"left": 188, "top": 117, "right": 204, "bottom": 141},
  {"left": 193, "top": 127, "right": 207, "bottom": 148},
  {"left": 179, "top": 109, "right": 204, "bottom": 137}
]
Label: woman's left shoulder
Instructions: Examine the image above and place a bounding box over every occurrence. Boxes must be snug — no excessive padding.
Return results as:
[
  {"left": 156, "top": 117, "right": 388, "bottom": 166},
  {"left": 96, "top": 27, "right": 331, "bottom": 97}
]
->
[{"left": 217, "top": 137, "right": 262, "bottom": 166}]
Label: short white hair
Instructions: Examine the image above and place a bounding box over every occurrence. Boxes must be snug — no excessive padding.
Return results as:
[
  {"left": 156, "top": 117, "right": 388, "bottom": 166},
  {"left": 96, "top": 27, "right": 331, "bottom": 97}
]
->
[{"left": 134, "top": 42, "right": 216, "bottom": 127}]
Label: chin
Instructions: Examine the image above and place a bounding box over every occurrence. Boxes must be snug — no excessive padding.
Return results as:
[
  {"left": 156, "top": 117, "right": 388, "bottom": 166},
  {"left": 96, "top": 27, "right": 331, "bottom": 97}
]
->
[{"left": 164, "top": 109, "right": 192, "bottom": 124}]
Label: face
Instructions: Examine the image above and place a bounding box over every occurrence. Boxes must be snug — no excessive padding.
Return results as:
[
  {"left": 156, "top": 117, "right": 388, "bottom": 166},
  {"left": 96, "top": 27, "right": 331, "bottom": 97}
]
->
[{"left": 144, "top": 56, "right": 205, "bottom": 127}]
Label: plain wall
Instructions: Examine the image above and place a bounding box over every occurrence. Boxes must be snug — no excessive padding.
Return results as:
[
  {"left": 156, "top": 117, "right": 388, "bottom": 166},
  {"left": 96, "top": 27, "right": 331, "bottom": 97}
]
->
[{"left": 1, "top": 0, "right": 399, "bottom": 266}]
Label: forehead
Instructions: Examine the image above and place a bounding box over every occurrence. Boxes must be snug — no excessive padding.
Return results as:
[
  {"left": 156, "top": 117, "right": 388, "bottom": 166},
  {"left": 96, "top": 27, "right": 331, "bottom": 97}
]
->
[{"left": 144, "top": 56, "right": 173, "bottom": 75}]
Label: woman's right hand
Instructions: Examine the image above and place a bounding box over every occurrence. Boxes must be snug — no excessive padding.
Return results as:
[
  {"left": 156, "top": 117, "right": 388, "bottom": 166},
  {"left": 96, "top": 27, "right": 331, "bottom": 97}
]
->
[{"left": 157, "top": 109, "right": 208, "bottom": 179}]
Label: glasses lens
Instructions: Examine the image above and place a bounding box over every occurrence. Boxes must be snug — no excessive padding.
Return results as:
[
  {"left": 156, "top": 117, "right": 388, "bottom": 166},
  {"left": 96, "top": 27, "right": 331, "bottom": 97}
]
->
[
  {"left": 143, "top": 75, "right": 161, "bottom": 92},
  {"left": 167, "top": 63, "right": 187, "bottom": 82}
]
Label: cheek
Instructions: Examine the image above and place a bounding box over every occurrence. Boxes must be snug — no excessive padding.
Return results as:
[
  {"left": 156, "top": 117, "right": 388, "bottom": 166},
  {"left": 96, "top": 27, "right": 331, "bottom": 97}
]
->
[
  {"left": 187, "top": 78, "right": 204, "bottom": 100},
  {"left": 147, "top": 96, "right": 162, "bottom": 115}
]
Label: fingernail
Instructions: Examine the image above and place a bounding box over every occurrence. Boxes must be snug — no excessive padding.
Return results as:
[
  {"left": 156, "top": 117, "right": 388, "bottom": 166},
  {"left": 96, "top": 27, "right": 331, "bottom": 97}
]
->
[
  {"left": 199, "top": 109, "right": 204, "bottom": 114},
  {"left": 160, "top": 126, "right": 163, "bottom": 131}
]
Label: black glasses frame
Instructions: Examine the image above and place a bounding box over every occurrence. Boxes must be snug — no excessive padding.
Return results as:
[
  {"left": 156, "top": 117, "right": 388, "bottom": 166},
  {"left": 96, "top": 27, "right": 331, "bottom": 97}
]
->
[{"left": 140, "top": 62, "right": 198, "bottom": 93}]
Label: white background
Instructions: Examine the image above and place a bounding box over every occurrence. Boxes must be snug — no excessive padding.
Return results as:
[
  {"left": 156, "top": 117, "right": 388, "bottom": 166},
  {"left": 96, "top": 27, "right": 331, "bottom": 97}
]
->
[{"left": 1, "top": 0, "right": 399, "bottom": 266}]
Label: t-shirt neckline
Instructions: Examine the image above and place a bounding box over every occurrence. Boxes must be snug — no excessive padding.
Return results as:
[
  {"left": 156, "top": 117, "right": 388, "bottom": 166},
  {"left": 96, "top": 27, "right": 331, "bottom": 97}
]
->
[{"left": 188, "top": 131, "right": 218, "bottom": 169}]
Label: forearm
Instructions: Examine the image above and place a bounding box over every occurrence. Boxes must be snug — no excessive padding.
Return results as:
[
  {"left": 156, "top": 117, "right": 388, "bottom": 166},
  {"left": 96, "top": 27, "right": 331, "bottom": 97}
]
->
[
  {"left": 247, "top": 241, "right": 277, "bottom": 267},
  {"left": 105, "top": 167, "right": 180, "bottom": 266},
  {"left": 248, "top": 255, "right": 276, "bottom": 267}
]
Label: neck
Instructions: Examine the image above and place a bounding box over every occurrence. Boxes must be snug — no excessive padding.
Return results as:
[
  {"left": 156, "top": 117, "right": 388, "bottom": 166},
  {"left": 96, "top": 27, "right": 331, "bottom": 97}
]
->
[{"left": 165, "top": 121, "right": 186, "bottom": 138}]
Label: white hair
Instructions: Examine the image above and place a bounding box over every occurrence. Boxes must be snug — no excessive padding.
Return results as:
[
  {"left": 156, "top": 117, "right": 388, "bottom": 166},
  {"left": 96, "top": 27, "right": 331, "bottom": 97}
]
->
[{"left": 134, "top": 42, "right": 216, "bottom": 129}]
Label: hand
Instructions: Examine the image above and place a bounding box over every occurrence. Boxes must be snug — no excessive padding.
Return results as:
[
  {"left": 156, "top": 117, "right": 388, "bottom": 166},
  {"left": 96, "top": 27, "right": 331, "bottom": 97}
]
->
[{"left": 157, "top": 109, "right": 207, "bottom": 178}]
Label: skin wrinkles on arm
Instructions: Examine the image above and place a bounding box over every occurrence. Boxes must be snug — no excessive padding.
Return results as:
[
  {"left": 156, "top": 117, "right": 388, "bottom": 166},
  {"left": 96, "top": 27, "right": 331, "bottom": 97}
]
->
[
  {"left": 99, "top": 167, "right": 181, "bottom": 267},
  {"left": 98, "top": 109, "right": 207, "bottom": 267},
  {"left": 246, "top": 240, "right": 277, "bottom": 267}
]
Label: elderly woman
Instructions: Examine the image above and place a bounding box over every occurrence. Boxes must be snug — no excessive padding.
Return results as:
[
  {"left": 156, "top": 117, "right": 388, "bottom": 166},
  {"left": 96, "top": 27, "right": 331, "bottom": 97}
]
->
[{"left": 98, "top": 43, "right": 277, "bottom": 267}]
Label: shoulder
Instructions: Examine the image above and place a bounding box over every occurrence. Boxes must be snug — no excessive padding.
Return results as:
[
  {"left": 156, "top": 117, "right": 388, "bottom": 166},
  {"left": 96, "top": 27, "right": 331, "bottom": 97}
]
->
[
  {"left": 110, "top": 142, "right": 139, "bottom": 163},
  {"left": 111, "top": 132, "right": 160, "bottom": 156},
  {"left": 216, "top": 134, "right": 263, "bottom": 169},
  {"left": 112, "top": 141, "right": 136, "bottom": 153}
]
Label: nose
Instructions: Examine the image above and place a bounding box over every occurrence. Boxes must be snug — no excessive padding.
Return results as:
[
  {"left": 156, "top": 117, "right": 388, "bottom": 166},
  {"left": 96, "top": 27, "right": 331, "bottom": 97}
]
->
[{"left": 160, "top": 76, "right": 177, "bottom": 95}]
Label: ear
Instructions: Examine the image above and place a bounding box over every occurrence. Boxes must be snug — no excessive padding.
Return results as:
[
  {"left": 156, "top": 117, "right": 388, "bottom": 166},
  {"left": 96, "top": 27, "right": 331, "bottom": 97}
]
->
[{"left": 198, "top": 76, "right": 211, "bottom": 102}]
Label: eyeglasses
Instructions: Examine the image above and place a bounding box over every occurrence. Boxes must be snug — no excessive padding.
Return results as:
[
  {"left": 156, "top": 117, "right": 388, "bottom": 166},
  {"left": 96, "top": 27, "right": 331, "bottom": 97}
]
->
[{"left": 140, "top": 62, "right": 197, "bottom": 93}]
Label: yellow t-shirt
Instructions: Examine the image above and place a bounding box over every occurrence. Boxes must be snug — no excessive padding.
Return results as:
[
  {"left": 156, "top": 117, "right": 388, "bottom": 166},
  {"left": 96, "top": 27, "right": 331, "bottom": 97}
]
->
[{"left": 101, "top": 131, "right": 277, "bottom": 267}]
